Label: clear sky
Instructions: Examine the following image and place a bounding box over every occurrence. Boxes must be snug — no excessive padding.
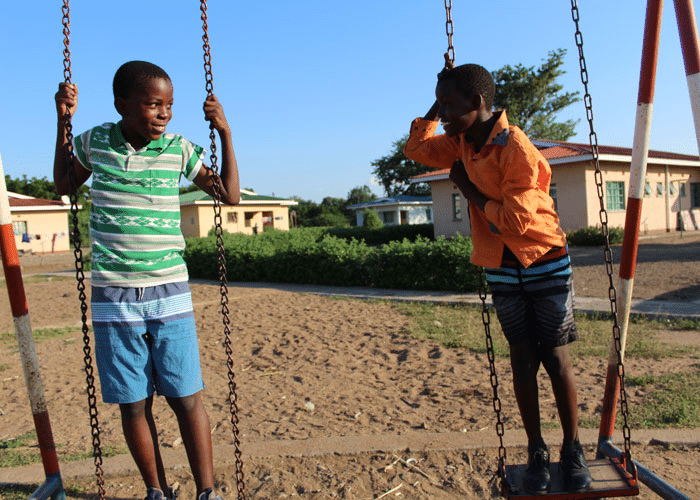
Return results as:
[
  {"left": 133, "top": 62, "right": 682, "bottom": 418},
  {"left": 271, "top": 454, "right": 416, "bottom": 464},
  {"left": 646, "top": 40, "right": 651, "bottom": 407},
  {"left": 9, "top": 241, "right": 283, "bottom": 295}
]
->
[{"left": 1, "top": 1, "right": 699, "bottom": 202}]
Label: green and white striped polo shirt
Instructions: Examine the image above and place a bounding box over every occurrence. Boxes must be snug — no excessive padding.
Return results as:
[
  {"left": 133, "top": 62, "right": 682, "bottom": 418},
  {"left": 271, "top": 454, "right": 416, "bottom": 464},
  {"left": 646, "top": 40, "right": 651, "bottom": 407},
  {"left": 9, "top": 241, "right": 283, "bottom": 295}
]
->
[{"left": 73, "top": 122, "right": 205, "bottom": 287}]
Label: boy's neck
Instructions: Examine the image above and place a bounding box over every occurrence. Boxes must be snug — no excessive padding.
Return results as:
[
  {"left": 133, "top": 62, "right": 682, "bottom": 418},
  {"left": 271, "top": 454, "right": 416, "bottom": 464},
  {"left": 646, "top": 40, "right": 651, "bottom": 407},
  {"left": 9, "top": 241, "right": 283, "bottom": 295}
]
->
[{"left": 467, "top": 110, "right": 499, "bottom": 153}]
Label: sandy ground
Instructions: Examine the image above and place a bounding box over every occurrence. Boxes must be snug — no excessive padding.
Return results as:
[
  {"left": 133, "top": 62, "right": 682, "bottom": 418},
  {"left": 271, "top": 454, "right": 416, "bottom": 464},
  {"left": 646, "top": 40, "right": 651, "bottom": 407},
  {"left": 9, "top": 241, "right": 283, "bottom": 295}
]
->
[{"left": 1, "top": 232, "right": 699, "bottom": 499}]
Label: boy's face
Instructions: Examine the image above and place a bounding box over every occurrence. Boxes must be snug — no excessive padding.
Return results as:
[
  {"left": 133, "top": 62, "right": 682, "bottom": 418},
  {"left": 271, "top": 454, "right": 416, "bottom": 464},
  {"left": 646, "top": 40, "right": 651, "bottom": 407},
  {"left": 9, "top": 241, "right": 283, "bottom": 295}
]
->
[
  {"left": 116, "top": 76, "right": 173, "bottom": 149},
  {"left": 435, "top": 78, "right": 479, "bottom": 137}
]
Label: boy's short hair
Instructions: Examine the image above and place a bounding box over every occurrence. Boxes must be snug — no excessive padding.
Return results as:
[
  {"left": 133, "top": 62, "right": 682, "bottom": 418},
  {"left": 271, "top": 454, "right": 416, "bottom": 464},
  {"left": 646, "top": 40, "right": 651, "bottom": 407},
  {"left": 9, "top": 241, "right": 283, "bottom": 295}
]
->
[
  {"left": 438, "top": 64, "right": 495, "bottom": 110},
  {"left": 113, "top": 60, "right": 171, "bottom": 99}
]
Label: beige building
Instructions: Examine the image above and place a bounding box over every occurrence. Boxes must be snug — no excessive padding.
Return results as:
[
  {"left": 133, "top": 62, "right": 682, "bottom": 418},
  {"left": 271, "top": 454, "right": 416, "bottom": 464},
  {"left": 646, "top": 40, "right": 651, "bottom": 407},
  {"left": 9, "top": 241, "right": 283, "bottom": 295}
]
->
[
  {"left": 412, "top": 141, "right": 700, "bottom": 238},
  {"left": 8, "top": 192, "right": 73, "bottom": 254},
  {"left": 180, "top": 189, "right": 298, "bottom": 237}
]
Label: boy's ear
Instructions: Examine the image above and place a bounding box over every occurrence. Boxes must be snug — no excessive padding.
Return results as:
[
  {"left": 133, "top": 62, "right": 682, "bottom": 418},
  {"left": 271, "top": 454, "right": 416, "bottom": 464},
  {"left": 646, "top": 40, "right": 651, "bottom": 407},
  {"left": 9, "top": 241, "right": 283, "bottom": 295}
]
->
[
  {"left": 470, "top": 93, "right": 483, "bottom": 111},
  {"left": 114, "top": 97, "right": 127, "bottom": 117}
]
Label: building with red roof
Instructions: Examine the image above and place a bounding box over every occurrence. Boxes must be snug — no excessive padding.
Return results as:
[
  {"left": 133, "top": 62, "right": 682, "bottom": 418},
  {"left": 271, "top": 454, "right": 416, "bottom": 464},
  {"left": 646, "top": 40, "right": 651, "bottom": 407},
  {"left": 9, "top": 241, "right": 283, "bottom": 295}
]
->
[
  {"left": 412, "top": 140, "right": 700, "bottom": 239},
  {"left": 8, "top": 192, "right": 73, "bottom": 254}
]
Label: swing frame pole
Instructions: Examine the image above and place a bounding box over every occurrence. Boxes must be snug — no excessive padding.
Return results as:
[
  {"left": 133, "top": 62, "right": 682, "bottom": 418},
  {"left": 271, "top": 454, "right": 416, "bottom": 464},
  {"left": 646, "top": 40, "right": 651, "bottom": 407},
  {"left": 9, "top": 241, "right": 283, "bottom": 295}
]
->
[
  {"left": 598, "top": 0, "right": 663, "bottom": 446},
  {"left": 596, "top": 2, "right": 700, "bottom": 498},
  {"left": 0, "top": 154, "right": 65, "bottom": 500}
]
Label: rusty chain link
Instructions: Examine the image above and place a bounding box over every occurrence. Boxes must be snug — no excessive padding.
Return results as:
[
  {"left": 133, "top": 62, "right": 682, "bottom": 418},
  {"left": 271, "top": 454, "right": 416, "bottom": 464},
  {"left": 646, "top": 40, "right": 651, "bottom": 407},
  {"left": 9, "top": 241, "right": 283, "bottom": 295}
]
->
[
  {"left": 61, "top": 2, "right": 106, "bottom": 499},
  {"left": 571, "top": 0, "right": 632, "bottom": 465},
  {"left": 479, "top": 273, "right": 507, "bottom": 492},
  {"left": 444, "top": 0, "right": 455, "bottom": 68},
  {"left": 200, "top": 2, "right": 246, "bottom": 498}
]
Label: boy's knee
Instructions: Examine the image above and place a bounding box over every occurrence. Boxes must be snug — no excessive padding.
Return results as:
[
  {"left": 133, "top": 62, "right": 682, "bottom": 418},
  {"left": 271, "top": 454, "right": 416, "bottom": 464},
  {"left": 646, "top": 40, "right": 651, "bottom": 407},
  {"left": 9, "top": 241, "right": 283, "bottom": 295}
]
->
[{"left": 167, "top": 392, "right": 202, "bottom": 415}]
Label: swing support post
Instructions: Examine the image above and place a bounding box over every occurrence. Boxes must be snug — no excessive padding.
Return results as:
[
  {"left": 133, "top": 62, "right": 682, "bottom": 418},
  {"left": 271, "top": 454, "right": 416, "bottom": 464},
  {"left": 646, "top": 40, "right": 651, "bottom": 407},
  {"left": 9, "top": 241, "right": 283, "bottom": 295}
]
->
[
  {"left": 596, "top": 1, "right": 700, "bottom": 498},
  {"left": 598, "top": 0, "right": 663, "bottom": 445},
  {"left": 0, "top": 153, "right": 65, "bottom": 500}
]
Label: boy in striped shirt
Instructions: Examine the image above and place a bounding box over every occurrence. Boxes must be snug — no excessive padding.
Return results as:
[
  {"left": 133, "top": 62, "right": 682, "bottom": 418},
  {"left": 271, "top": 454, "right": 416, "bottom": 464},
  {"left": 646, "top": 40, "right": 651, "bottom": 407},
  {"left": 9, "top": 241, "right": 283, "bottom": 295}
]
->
[
  {"left": 54, "top": 61, "right": 239, "bottom": 500},
  {"left": 404, "top": 63, "right": 591, "bottom": 494}
]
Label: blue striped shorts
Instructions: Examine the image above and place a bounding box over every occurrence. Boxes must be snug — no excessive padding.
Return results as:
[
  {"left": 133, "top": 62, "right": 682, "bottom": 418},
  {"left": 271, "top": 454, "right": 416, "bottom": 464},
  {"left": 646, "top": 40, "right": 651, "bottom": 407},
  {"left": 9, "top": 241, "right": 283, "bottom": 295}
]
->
[
  {"left": 486, "top": 248, "right": 578, "bottom": 348},
  {"left": 91, "top": 281, "right": 204, "bottom": 404}
]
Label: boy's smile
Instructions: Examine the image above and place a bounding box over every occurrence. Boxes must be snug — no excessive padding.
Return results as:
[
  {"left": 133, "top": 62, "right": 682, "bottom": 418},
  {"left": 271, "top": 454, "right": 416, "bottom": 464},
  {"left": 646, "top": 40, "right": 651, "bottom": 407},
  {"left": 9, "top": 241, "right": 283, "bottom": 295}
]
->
[
  {"left": 435, "top": 78, "right": 478, "bottom": 138},
  {"left": 117, "top": 76, "right": 173, "bottom": 150}
]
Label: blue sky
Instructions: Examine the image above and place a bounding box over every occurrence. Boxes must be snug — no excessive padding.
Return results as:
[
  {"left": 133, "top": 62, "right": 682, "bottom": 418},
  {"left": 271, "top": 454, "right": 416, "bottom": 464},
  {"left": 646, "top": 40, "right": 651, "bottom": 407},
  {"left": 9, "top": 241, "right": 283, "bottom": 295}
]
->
[{"left": 1, "top": 1, "right": 698, "bottom": 202}]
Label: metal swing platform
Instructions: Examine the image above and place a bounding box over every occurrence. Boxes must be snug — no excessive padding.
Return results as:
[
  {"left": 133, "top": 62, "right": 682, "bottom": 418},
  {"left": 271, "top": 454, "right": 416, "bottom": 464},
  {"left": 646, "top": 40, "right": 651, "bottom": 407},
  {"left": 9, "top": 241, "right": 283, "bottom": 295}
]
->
[{"left": 504, "top": 456, "right": 639, "bottom": 499}]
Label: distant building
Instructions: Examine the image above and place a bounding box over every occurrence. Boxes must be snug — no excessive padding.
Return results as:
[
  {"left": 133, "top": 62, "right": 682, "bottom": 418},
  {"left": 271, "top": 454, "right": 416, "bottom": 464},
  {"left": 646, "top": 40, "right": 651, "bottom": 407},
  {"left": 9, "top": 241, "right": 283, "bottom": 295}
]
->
[
  {"left": 412, "top": 140, "right": 700, "bottom": 238},
  {"left": 180, "top": 189, "right": 298, "bottom": 237},
  {"left": 347, "top": 195, "right": 432, "bottom": 226},
  {"left": 8, "top": 192, "right": 73, "bottom": 254}
]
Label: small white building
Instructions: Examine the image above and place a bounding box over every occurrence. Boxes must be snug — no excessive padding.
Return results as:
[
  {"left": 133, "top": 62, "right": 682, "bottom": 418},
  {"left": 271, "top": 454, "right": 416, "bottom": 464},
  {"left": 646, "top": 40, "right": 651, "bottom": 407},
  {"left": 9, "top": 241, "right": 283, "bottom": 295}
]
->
[{"left": 347, "top": 195, "right": 432, "bottom": 226}]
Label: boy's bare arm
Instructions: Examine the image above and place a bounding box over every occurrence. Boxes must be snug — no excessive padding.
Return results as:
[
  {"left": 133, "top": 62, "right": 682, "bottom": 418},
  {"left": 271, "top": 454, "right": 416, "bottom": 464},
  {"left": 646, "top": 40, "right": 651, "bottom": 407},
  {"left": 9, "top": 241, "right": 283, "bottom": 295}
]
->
[
  {"left": 54, "top": 83, "right": 91, "bottom": 195},
  {"left": 194, "top": 94, "right": 240, "bottom": 205}
]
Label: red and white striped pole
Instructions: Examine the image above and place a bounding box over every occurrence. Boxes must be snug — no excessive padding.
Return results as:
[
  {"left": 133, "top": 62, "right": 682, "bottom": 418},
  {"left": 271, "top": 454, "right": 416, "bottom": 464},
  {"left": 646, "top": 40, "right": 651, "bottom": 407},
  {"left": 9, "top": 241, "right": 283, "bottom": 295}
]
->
[
  {"left": 0, "top": 154, "right": 65, "bottom": 500},
  {"left": 599, "top": 0, "right": 663, "bottom": 443},
  {"left": 675, "top": 0, "right": 700, "bottom": 154}
]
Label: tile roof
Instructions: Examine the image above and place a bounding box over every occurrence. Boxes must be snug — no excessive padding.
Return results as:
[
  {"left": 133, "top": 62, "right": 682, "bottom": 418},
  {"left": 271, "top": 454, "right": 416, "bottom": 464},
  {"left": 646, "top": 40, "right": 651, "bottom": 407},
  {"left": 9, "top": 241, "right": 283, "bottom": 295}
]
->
[
  {"left": 411, "top": 139, "right": 700, "bottom": 182},
  {"left": 179, "top": 190, "right": 297, "bottom": 205},
  {"left": 8, "top": 194, "right": 68, "bottom": 208}
]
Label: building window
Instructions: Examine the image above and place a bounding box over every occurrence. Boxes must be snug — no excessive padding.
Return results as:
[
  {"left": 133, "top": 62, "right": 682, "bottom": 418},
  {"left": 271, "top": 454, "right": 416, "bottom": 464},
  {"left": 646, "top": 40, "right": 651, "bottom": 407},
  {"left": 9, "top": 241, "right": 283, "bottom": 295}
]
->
[
  {"left": 549, "top": 184, "right": 558, "bottom": 212},
  {"left": 670, "top": 182, "right": 677, "bottom": 196},
  {"left": 244, "top": 211, "right": 256, "bottom": 227},
  {"left": 680, "top": 182, "right": 687, "bottom": 197},
  {"left": 13, "top": 221, "right": 28, "bottom": 235},
  {"left": 452, "top": 193, "right": 462, "bottom": 221},
  {"left": 606, "top": 181, "right": 626, "bottom": 211},
  {"left": 382, "top": 211, "right": 395, "bottom": 224},
  {"left": 691, "top": 183, "right": 700, "bottom": 208},
  {"left": 227, "top": 212, "right": 238, "bottom": 223},
  {"left": 644, "top": 181, "right": 652, "bottom": 197},
  {"left": 656, "top": 182, "right": 664, "bottom": 196}
]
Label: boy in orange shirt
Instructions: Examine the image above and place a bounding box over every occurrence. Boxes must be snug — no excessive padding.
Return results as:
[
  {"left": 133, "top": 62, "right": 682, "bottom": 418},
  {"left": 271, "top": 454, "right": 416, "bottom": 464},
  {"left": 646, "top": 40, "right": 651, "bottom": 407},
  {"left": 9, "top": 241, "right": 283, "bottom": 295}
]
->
[{"left": 404, "top": 63, "right": 591, "bottom": 494}]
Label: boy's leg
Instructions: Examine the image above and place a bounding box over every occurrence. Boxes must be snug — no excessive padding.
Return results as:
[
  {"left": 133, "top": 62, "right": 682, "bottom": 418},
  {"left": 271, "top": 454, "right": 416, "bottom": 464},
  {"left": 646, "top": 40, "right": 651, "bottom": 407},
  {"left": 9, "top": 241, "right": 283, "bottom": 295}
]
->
[
  {"left": 120, "top": 397, "right": 169, "bottom": 492},
  {"left": 167, "top": 392, "right": 214, "bottom": 495},
  {"left": 540, "top": 344, "right": 579, "bottom": 443},
  {"left": 509, "top": 340, "right": 542, "bottom": 444}
]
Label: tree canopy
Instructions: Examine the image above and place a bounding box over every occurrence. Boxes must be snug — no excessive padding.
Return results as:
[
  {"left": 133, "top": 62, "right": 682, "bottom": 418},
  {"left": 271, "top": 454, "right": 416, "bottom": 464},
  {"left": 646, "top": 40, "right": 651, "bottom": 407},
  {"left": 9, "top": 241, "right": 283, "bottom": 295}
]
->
[
  {"left": 370, "top": 136, "right": 432, "bottom": 198},
  {"left": 372, "top": 48, "right": 580, "bottom": 196},
  {"left": 492, "top": 48, "right": 579, "bottom": 141}
]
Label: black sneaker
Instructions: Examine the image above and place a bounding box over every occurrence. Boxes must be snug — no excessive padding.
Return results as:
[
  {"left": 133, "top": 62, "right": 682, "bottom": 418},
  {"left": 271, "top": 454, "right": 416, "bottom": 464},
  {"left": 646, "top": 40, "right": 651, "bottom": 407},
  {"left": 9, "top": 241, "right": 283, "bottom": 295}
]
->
[
  {"left": 197, "top": 488, "right": 223, "bottom": 500},
  {"left": 523, "top": 441, "right": 550, "bottom": 494},
  {"left": 560, "top": 440, "right": 592, "bottom": 492},
  {"left": 144, "top": 488, "right": 165, "bottom": 500}
]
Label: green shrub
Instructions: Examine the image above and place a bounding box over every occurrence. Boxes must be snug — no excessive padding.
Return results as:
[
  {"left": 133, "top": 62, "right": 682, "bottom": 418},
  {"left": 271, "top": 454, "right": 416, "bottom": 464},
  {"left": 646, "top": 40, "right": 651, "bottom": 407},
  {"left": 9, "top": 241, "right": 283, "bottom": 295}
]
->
[
  {"left": 184, "top": 229, "right": 479, "bottom": 292},
  {"left": 566, "top": 226, "right": 624, "bottom": 246},
  {"left": 362, "top": 209, "right": 383, "bottom": 230}
]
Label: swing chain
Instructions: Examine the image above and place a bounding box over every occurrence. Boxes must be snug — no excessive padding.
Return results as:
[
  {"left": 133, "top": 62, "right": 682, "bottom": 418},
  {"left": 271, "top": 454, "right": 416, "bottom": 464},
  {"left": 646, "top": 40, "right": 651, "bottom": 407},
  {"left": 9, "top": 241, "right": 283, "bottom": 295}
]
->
[
  {"left": 479, "top": 272, "right": 508, "bottom": 489},
  {"left": 571, "top": 0, "right": 632, "bottom": 462},
  {"left": 62, "top": 2, "right": 106, "bottom": 499},
  {"left": 444, "top": 0, "right": 455, "bottom": 68},
  {"left": 200, "top": 2, "right": 246, "bottom": 498}
]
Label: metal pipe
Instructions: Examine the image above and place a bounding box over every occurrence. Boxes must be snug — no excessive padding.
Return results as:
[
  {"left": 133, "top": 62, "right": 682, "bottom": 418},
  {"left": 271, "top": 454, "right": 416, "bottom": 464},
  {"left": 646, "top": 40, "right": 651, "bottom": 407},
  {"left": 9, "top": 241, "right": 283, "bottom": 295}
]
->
[{"left": 598, "top": 440, "right": 692, "bottom": 500}]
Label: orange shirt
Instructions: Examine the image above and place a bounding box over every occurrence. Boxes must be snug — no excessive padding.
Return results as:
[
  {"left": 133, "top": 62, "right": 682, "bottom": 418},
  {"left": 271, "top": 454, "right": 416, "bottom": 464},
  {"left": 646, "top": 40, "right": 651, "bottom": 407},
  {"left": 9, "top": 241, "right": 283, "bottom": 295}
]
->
[{"left": 404, "top": 111, "right": 566, "bottom": 268}]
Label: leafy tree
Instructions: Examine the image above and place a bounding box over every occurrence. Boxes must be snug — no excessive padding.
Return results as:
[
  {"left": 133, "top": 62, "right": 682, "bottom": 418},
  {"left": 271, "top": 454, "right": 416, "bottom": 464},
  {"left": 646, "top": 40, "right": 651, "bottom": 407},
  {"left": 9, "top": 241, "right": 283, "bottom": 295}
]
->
[
  {"left": 347, "top": 185, "right": 377, "bottom": 206},
  {"left": 5, "top": 174, "right": 89, "bottom": 201},
  {"left": 362, "top": 209, "right": 383, "bottom": 230},
  {"left": 370, "top": 136, "right": 432, "bottom": 197},
  {"left": 492, "top": 48, "right": 580, "bottom": 141}
]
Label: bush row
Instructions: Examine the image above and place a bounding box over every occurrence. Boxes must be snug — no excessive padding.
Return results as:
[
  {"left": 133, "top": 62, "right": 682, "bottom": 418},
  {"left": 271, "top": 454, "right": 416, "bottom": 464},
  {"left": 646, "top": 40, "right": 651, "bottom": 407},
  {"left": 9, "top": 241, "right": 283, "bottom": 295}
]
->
[{"left": 184, "top": 230, "right": 480, "bottom": 293}]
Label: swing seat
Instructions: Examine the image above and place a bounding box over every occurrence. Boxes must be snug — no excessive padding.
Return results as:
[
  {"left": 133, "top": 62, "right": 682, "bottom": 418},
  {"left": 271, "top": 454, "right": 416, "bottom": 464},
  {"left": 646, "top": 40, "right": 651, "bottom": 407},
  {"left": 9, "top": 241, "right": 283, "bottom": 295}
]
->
[{"left": 504, "top": 456, "right": 639, "bottom": 499}]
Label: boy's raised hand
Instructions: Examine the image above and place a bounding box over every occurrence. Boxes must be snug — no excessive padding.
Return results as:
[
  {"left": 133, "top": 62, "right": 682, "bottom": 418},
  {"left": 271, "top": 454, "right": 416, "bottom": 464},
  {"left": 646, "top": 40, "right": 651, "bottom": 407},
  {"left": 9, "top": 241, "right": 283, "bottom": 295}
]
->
[
  {"left": 55, "top": 82, "right": 78, "bottom": 118},
  {"left": 203, "top": 94, "right": 230, "bottom": 134}
]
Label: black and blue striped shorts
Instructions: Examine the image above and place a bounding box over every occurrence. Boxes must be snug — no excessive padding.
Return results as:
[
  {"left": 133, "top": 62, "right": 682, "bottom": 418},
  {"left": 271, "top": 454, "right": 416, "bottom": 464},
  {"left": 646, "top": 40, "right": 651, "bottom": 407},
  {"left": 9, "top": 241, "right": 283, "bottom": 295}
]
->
[{"left": 485, "top": 247, "right": 578, "bottom": 348}]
